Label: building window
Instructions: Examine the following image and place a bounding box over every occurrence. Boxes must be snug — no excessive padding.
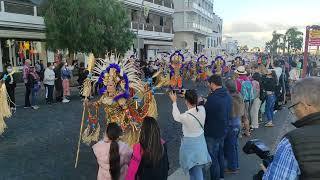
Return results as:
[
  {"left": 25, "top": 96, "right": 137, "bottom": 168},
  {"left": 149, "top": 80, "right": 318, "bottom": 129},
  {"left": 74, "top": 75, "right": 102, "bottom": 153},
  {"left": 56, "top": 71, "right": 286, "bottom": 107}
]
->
[
  {"left": 160, "top": 16, "right": 164, "bottom": 26},
  {"left": 146, "top": 14, "right": 150, "bottom": 23}
]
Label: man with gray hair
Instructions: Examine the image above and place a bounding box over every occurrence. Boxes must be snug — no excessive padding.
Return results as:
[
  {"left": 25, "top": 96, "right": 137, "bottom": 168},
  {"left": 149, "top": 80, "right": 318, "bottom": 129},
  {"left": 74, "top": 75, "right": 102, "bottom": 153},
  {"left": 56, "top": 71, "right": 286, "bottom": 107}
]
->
[{"left": 263, "top": 77, "right": 320, "bottom": 180}]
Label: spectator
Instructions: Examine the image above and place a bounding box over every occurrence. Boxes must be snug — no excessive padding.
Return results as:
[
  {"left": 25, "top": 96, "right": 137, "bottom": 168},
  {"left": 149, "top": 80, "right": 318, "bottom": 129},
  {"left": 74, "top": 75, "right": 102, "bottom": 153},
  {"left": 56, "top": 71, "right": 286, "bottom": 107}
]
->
[
  {"left": 35, "top": 60, "right": 45, "bottom": 81},
  {"left": 93, "top": 123, "right": 132, "bottom": 180},
  {"left": 250, "top": 72, "right": 261, "bottom": 129},
  {"left": 126, "top": 117, "right": 169, "bottom": 180},
  {"left": 235, "top": 66, "right": 251, "bottom": 137},
  {"left": 28, "top": 66, "right": 41, "bottom": 110},
  {"left": 23, "top": 59, "right": 32, "bottom": 108},
  {"left": 43, "top": 63, "right": 55, "bottom": 104},
  {"left": 263, "top": 78, "right": 320, "bottom": 180},
  {"left": 205, "top": 75, "right": 232, "bottom": 180},
  {"left": 0, "top": 64, "right": 16, "bottom": 111},
  {"left": 54, "top": 62, "right": 63, "bottom": 102},
  {"left": 61, "top": 62, "right": 72, "bottom": 103},
  {"left": 169, "top": 90, "right": 211, "bottom": 180},
  {"left": 224, "top": 79, "right": 244, "bottom": 174},
  {"left": 261, "top": 70, "right": 277, "bottom": 127}
]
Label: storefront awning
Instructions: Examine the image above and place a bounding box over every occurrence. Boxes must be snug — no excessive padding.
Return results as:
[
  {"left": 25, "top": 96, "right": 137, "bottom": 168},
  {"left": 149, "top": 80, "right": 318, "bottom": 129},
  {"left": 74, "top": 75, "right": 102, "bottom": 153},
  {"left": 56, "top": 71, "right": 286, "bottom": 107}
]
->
[{"left": 0, "top": 29, "right": 45, "bottom": 40}]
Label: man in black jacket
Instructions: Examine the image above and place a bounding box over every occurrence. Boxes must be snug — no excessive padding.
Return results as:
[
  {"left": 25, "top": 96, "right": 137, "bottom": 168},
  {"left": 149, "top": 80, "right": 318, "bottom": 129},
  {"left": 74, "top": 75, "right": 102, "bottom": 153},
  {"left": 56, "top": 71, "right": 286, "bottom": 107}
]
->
[
  {"left": 263, "top": 77, "right": 320, "bottom": 179},
  {"left": 205, "top": 75, "right": 232, "bottom": 180}
]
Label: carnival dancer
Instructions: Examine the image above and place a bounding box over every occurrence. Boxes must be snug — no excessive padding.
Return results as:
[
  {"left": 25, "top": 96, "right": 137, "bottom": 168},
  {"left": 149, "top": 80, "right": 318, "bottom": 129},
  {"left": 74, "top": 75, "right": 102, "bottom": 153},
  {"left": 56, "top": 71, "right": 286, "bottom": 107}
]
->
[
  {"left": 79, "top": 53, "right": 157, "bottom": 142},
  {"left": 169, "top": 50, "right": 184, "bottom": 90},
  {"left": 196, "top": 54, "right": 210, "bottom": 83},
  {"left": 212, "top": 56, "right": 226, "bottom": 76},
  {"left": 0, "top": 64, "right": 16, "bottom": 111},
  {"left": 231, "top": 56, "right": 245, "bottom": 71}
]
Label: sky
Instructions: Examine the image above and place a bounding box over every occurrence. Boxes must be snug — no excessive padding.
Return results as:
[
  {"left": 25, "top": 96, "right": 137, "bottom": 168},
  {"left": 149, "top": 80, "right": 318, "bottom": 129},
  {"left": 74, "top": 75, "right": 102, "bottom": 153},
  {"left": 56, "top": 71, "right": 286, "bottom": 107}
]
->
[{"left": 214, "top": 0, "right": 320, "bottom": 48}]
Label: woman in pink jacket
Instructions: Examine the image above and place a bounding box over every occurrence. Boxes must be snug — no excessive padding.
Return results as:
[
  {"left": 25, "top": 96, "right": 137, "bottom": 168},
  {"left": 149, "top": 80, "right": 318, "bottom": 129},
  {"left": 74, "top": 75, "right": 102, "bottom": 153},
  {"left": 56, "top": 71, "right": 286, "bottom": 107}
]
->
[{"left": 93, "top": 123, "right": 132, "bottom": 180}]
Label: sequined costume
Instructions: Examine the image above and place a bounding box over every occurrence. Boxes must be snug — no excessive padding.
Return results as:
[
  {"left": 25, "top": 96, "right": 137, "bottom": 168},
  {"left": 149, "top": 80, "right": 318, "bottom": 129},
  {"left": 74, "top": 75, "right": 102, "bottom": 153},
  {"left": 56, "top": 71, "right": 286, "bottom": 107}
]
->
[{"left": 80, "top": 54, "right": 158, "bottom": 146}]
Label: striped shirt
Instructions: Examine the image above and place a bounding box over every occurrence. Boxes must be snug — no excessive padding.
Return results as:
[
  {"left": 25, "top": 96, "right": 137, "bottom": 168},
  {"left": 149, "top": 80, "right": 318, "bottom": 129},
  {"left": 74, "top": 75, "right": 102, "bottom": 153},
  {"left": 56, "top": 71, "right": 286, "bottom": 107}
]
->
[{"left": 263, "top": 138, "right": 301, "bottom": 180}]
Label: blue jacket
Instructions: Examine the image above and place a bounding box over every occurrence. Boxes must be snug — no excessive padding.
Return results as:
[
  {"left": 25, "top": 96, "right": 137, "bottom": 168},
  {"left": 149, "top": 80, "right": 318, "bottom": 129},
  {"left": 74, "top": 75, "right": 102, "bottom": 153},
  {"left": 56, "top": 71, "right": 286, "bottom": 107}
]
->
[{"left": 204, "top": 87, "right": 232, "bottom": 138}]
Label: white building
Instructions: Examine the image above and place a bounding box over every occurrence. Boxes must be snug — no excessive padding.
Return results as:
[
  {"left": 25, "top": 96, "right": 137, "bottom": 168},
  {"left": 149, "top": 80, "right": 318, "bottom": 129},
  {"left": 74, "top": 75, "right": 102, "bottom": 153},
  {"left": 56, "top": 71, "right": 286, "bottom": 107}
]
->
[
  {"left": 122, "top": 0, "right": 174, "bottom": 61},
  {"left": 222, "top": 36, "right": 239, "bottom": 55},
  {"left": 204, "top": 14, "right": 223, "bottom": 56},
  {"left": 172, "top": 0, "right": 222, "bottom": 54},
  {"left": 0, "top": 0, "right": 46, "bottom": 72}
]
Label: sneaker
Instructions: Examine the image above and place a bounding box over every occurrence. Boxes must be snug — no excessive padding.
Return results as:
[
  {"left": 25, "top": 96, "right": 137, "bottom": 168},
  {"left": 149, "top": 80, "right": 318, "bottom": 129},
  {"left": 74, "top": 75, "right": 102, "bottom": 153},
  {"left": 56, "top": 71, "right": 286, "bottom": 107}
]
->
[
  {"left": 265, "top": 122, "right": 274, "bottom": 127},
  {"left": 62, "top": 99, "right": 70, "bottom": 103},
  {"left": 225, "top": 169, "right": 240, "bottom": 174},
  {"left": 32, "top": 106, "right": 39, "bottom": 110},
  {"left": 24, "top": 106, "right": 31, "bottom": 109}
]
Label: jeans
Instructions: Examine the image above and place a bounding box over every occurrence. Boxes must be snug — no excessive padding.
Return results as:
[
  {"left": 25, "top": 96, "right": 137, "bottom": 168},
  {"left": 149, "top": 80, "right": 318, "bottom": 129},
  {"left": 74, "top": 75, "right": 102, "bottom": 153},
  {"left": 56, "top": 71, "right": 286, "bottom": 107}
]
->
[
  {"left": 31, "top": 87, "right": 38, "bottom": 106},
  {"left": 224, "top": 125, "right": 240, "bottom": 171},
  {"left": 265, "top": 94, "right": 276, "bottom": 122},
  {"left": 189, "top": 165, "right": 204, "bottom": 180},
  {"left": 24, "top": 84, "right": 31, "bottom": 107},
  {"left": 44, "top": 84, "right": 54, "bottom": 103},
  {"left": 206, "top": 137, "right": 225, "bottom": 180}
]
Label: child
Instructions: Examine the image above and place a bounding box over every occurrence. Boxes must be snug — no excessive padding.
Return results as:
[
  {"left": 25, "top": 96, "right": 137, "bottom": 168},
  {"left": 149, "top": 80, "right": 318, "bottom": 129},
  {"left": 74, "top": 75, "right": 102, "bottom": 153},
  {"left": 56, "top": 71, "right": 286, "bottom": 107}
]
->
[
  {"left": 126, "top": 117, "right": 169, "bottom": 180},
  {"left": 93, "top": 123, "right": 132, "bottom": 180}
]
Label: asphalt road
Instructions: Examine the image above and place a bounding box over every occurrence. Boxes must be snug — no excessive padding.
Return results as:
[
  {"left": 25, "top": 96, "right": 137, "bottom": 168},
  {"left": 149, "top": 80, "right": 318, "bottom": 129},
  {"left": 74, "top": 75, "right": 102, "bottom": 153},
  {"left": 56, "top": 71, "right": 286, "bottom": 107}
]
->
[{"left": 0, "top": 81, "right": 293, "bottom": 180}]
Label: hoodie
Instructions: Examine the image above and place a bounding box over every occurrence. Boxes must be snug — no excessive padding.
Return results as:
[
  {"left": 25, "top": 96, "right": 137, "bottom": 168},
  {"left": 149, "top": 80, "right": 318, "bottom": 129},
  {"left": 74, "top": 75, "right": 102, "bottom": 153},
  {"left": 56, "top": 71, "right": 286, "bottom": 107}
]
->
[{"left": 204, "top": 87, "right": 232, "bottom": 138}]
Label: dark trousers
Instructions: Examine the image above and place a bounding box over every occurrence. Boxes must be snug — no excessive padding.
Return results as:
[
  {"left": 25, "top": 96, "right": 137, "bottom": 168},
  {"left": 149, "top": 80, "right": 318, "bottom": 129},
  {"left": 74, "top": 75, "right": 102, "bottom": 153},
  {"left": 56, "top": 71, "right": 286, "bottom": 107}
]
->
[
  {"left": 206, "top": 136, "right": 225, "bottom": 180},
  {"left": 44, "top": 84, "right": 54, "bottom": 103},
  {"left": 7, "top": 86, "right": 15, "bottom": 107},
  {"left": 24, "top": 84, "right": 31, "bottom": 107}
]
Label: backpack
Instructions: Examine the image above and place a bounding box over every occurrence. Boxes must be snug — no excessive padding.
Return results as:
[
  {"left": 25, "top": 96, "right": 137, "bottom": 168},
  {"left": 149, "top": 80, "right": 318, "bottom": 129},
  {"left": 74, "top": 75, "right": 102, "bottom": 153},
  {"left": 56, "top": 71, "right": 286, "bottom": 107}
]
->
[{"left": 240, "top": 79, "right": 254, "bottom": 101}]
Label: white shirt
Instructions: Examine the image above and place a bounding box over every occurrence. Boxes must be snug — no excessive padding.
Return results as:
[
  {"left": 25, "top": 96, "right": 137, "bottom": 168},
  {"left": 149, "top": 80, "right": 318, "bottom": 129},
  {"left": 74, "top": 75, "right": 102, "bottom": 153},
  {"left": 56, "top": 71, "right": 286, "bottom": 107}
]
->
[
  {"left": 43, "top": 68, "right": 55, "bottom": 85},
  {"left": 273, "top": 67, "right": 283, "bottom": 81},
  {"left": 172, "top": 102, "right": 206, "bottom": 137},
  {"left": 289, "top": 68, "right": 300, "bottom": 81}
]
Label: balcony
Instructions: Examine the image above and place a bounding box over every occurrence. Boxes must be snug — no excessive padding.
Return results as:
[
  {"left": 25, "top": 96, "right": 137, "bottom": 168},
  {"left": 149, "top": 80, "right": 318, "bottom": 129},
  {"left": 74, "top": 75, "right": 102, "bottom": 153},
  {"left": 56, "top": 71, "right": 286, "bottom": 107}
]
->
[
  {"left": 176, "top": 1, "right": 214, "bottom": 21},
  {"left": 130, "top": 21, "right": 174, "bottom": 41},
  {"left": 0, "top": 1, "right": 44, "bottom": 28},
  {"left": 174, "top": 22, "right": 212, "bottom": 36},
  {"left": 122, "top": 0, "right": 174, "bottom": 16}
]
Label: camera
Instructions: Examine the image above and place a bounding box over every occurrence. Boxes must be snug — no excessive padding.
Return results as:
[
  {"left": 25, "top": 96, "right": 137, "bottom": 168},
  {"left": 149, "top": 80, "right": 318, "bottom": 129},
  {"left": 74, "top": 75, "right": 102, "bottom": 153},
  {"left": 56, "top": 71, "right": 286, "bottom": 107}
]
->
[
  {"left": 168, "top": 88, "right": 187, "bottom": 96},
  {"left": 243, "top": 139, "right": 273, "bottom": 180}
]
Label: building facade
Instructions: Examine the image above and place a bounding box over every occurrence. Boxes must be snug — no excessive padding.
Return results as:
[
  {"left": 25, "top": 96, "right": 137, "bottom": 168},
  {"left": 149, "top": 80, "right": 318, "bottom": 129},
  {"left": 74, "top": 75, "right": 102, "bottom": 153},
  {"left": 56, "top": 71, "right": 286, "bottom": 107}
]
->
[
  {"left": 122, "top": 0, "right": 174, "bottom": 61},
  {"left": 0, "top": 0, "right": 46, "bottom": 72},
  {"left": 173, "top": 0, "right": 222, "bottom": 55},
  {"left": 222, "top": 36, "right": 239, "bottom": 55}
]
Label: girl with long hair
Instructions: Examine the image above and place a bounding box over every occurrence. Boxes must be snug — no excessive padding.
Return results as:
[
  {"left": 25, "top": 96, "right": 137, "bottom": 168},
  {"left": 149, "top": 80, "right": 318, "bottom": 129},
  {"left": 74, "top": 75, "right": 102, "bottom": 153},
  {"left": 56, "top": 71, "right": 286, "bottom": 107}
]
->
[
  {"left": 93, "top": 123, "right": 132, "bottom": 180},
  {"left": 169, "top": 89, "right": 211, "bottom": 180},
  {"left": 126, "top": 117, "right": 169, "bottom": 180}
]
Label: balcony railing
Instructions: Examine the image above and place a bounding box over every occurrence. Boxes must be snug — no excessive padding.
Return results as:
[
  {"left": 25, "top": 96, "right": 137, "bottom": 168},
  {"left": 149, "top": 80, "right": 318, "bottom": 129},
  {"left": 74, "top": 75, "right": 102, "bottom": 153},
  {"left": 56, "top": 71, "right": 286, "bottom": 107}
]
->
[
  {"left": 1, "top": 0, "right": 39, "bottom": 16},
  {"left": 144, "top": 0, "right": 173, "bottom": 8},
  {"left": 130, "top": 21, "right": 173, "bottom": 34}
]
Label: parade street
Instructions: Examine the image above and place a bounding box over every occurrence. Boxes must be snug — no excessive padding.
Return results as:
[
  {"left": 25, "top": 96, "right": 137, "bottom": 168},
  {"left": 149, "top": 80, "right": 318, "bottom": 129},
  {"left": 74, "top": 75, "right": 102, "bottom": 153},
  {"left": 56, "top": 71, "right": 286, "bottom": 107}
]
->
[{"left": 0, "top": 81, "right": 293, "bottom": 180}]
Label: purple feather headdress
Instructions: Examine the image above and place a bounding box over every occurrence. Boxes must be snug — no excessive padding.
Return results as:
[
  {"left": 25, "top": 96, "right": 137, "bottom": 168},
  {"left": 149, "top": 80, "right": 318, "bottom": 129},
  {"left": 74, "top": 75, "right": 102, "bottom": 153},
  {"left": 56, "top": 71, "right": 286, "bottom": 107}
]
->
[{"left": 98, "top": 63, "right": 130, "bottom": 101}]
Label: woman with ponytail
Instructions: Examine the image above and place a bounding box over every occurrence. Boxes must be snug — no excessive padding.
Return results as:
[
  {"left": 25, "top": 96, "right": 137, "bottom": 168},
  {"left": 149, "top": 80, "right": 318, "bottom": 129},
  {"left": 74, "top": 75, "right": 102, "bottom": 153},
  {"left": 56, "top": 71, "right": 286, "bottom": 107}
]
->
[
  {"left": 93, "top": 123, "right": 132, "bottom": 180},
  {"left": 168, "top": 89, "right": 211, "bottom": 180}
]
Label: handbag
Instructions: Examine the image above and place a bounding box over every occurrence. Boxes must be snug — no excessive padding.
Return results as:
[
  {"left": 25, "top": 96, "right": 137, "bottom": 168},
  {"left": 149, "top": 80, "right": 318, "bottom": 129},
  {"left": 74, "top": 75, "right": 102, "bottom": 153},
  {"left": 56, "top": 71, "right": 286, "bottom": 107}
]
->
[{"left": 187, "top": 112, "right": 204, "bottom": 130}]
